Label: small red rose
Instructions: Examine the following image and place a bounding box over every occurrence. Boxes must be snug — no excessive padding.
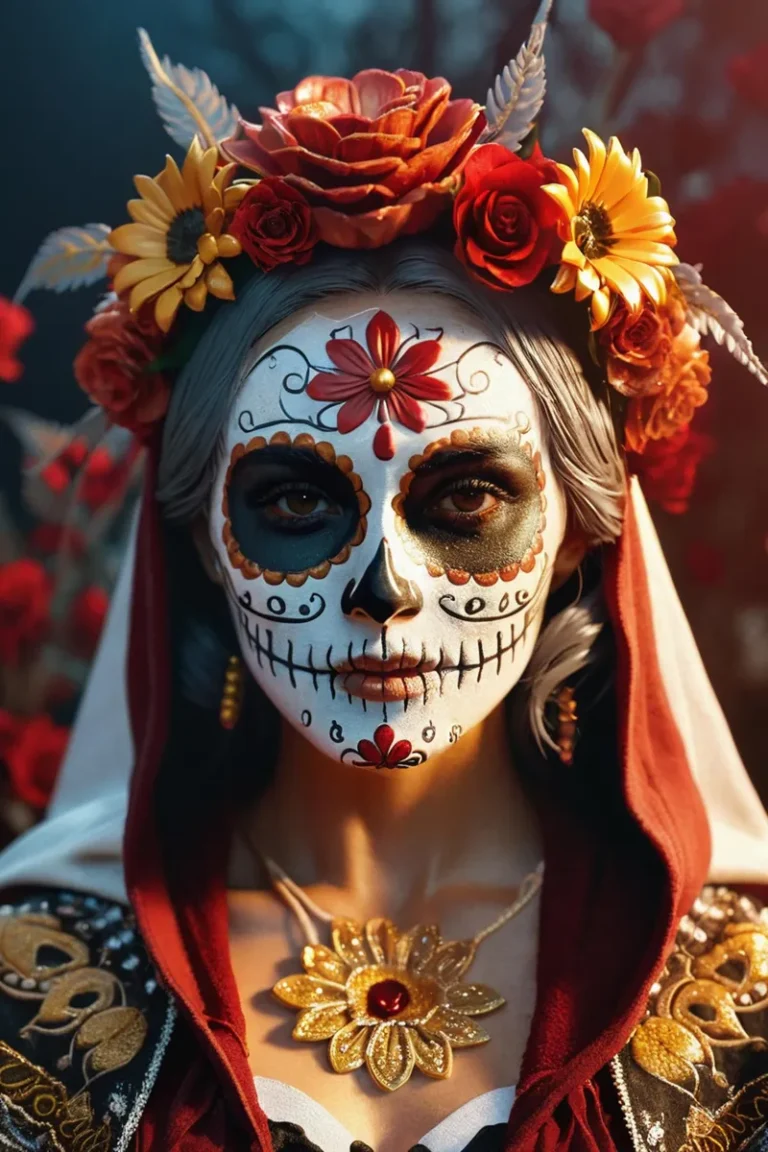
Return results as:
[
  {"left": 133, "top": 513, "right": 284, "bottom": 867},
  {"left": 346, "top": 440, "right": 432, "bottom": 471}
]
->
[
  {"left": 74, "top": 299, "right": 170, "bottom": 440},
  {"left": 230, "top": 179, "right": 318, "bottom": 272},
  {"left": 454, "top": 144, "right": 564, "bottom": 291},
  {"left": 0, "top": 558, "right": 51, "bottom": 666},
  {"left": 4, "top": 714, "right": 69, "bottom": 810},
  {"left": 601, "top": 299, "right": 684, "bottom": 398},
  {"left": 0, "top": 297, "right": 34, "bottom": 383}
]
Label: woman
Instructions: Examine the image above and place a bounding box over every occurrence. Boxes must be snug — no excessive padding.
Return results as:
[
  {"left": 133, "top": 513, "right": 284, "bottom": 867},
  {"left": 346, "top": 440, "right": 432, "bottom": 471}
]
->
[{"left": 2, "top": 15, "right": 768, "bottom": 1152}]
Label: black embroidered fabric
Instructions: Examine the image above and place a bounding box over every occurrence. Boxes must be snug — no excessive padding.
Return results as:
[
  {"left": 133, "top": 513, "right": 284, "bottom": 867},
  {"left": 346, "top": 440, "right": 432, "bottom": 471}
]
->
[{"left": 268, "top": 1118, "right": 507, "bottom": 1152}]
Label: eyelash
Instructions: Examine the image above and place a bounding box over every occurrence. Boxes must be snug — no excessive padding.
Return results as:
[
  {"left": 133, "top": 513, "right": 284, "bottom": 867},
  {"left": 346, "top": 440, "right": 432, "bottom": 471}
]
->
[
  {"left": 248, "top": 481, "right": 338, "bottom": 525},
  {"left": 430, "top": 478, "right": 514, "bottom": 519}
]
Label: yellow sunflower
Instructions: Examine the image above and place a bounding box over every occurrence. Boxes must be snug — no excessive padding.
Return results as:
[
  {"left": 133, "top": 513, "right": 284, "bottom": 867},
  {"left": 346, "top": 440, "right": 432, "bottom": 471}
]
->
[
  {"left": 272, "top": 916, "right": 504, "bottom": 1092},
  {"left": 543, "top": 129, "right": 678, "bottom": 328},
  {"left": 109, "top": 137, "right": 250, "bottom": 333}
]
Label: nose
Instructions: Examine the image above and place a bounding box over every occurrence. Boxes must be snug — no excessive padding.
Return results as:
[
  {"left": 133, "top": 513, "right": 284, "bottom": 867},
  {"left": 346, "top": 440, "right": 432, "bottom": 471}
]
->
[{"left": 341, "top": 539, "right": 423, "bottom": 625}]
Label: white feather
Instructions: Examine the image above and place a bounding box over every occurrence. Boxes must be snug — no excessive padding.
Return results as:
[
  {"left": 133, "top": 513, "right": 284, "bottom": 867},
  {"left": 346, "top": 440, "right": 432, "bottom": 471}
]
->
[
  {"left": 138, "top": 28, "right": 240, "bottom": 152},
  {"left": 481, "top": 0, "right": 553, "bottom": 152},
  {"left": 674, "top": 263, "right": 768, "bottom": 387},
  {"left": 14, "top": 225, "right": 112, "bottom": 304}
]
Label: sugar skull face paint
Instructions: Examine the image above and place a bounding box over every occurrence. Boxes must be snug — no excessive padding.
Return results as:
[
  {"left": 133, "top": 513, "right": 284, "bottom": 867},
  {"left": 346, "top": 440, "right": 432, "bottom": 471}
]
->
[{"left": 209, "top": 292, "right": 568, "bottom": 766}]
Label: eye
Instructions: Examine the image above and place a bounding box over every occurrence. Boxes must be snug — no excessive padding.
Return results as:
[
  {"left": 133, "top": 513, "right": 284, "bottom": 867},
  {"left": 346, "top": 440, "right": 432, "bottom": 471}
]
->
[
  {"left": 435, "top": 486, "right": 501, "bottom": 517},
  {"left": 427, "top": 479, "right": 510, "bottom": 528},
  {"left": 250, "top": 482, "right": 339, "bottom": 526}
]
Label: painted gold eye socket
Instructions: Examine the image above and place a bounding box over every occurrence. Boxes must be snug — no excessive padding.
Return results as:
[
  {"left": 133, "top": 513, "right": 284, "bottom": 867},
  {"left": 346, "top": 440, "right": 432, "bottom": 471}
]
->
[
  {"left": 221, "top": 431, "right": 371, "bottom": 587},
  {"left": 392, "top": 425, "right": 547, "bottom": 588}
]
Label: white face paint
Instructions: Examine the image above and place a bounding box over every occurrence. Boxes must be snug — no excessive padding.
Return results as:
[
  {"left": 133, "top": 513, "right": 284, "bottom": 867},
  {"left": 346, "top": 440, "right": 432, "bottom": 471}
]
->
[{"left": 209, "top": 292, "right": 568, "bottom": 768}]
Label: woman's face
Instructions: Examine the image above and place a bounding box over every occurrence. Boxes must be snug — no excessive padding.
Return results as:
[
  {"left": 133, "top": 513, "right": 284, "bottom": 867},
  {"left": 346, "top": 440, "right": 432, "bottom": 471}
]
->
[{"left": 209, "top": 292, "right": 568, "bottom": 768}]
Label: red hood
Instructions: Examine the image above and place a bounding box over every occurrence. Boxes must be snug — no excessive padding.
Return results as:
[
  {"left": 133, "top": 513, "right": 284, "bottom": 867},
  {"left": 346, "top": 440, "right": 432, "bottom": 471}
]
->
[{"left": 124, "top": 439, "right": 711, "bottom": 1151}]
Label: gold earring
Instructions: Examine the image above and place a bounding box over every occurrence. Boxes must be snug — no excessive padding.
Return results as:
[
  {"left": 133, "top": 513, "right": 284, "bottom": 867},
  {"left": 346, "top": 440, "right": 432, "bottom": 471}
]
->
[
  {"left": 220, "top": 655, "right": 243, "bottom": 729},
  {"left": 555, "top": 685, "right": 577, "bottom": 766}
]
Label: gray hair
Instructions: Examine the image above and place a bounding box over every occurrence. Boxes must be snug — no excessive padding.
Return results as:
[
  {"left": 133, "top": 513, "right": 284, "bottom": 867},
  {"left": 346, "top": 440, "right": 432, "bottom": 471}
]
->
[{"left": 158, "top": 243, "right": 625, "bottom": 755}]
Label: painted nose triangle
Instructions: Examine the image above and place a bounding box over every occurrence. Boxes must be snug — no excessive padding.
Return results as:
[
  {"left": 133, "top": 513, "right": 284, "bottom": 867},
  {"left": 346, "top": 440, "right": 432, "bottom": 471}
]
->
[{"left": 341, "top": 539, "right": 423, "bottom": 625}]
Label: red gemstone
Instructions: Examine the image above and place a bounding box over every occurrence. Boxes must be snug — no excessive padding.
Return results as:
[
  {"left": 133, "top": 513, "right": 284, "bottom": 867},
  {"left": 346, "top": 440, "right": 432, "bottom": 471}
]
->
[{"left": 367, "top": 978, "right": 411, "bottom": 1020}]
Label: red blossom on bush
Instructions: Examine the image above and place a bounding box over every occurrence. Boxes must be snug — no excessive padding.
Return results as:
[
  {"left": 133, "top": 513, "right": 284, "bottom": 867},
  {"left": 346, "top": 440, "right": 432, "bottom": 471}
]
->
[
  {"left": 627, "top": 425, "right": 715, "bottom": 514},
  {"left": 675, "top": 180, "right": 768, "bottom": 335},
  {"left": 230, "top": 179, "right": 318, "bottom": 271},
  {"left": 74, "top": 299, "right": 170, "bottom": 439},
  {"left": 589, "top": 0, "right": 684, "bottom": 49},
  {"left": 225, "top": 69, "right": 484, "bottom": 248},
  {"left": 79, "top": 447, "right": 132, "bottom": 510},
  {"left": 0, "top": 559, "right": 51, "bottom": 667},
  {"left": 728, "top": 43, "right": 768, "bottom": 114},
  {"left": 453, "top": 144, "right": 564, "bottom": 291},
  {"left": 0, "top": 712, "right": 21, "bottom": 761},
  {"left": 28, "top": 523, "right": 87, "bottom": 558},
  {"left": 0, "top": 297, "right": 34, "bottom": 383},
  {"left": 70, "top": 586, "right": 109, "bottom": 658},
  {"left": 684, "top": 540, "right": 727, "bottom": 586},
  {"left": 3, "top": 714, "right": 69, "bottom": 810}
]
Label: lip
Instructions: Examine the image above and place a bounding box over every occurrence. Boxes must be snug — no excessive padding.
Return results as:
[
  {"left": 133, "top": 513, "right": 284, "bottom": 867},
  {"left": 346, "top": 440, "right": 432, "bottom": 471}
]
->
[
  {"left": 332, "top": 654, "right": 436, "bottom": 674},
  {"left": 339, "top": 669, "right": 438, "bottom": 702}
]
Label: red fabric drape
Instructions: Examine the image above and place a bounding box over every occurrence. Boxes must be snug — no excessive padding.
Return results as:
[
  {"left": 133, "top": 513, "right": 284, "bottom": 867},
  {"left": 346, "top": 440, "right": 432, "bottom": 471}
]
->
[{"left": 125, "top": 449, "right": 712, "bottom": 1152}]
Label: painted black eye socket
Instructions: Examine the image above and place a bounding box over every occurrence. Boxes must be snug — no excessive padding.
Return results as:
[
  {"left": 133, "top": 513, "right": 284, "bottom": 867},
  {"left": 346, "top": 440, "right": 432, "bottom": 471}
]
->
[{"left": 227, "top": 447, "right": 361, "bottom": 574}]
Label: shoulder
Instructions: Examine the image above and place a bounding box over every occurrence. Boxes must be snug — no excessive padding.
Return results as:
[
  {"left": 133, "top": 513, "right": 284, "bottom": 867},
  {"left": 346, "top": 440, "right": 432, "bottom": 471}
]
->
[
  {"left": 0, "top": 888, "right": 175, "bottom": 1152},
  {"left": 613, "top": 884, "right": 768, "bottom": 1152}
]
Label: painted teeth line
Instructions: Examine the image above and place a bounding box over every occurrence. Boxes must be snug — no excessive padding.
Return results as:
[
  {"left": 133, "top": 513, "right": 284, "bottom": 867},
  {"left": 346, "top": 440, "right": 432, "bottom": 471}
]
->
[{"left": 238, "top": 607, "right": 538, "bottom": 708}]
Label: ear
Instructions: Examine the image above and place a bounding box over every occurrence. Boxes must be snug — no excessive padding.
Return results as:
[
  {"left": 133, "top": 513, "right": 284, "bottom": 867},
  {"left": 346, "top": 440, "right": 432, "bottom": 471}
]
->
[
  {"left": 191, "top": 514, "right": 223, "bottom": 586},
  {"left": 550, "top": 527, "right": 589, "bottom": 593}
]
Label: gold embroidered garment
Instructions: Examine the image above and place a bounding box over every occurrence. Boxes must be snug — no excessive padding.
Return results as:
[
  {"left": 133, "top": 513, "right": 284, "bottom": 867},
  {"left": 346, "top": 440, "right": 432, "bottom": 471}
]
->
[
  {"left": 612, "top": 886, "right": 768, "bottom": 1152},
  {"left": 0, "top": 890, "right": 175, "bottom": 1151}
]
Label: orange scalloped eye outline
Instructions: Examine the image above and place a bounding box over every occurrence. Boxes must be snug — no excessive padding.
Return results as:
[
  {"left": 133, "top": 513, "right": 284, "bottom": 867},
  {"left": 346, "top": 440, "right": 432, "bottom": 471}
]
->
[
  {"left": 221, "top": 431, "right": 371, "bottom": 586},
  {"left": 391, "top": 426, "right": 547, "bottom": 587}
]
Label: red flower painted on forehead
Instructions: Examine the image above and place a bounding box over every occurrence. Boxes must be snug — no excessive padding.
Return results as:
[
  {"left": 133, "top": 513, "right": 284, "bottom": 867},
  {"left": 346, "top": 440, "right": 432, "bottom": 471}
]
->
[{"left": 306, "top": 310, "right": 452, "bottom": 460}]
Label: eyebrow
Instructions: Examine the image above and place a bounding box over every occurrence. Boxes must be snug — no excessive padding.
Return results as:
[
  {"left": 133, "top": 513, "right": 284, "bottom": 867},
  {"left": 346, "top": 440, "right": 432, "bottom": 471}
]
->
[
  {"left": 237, "top": 446, "right": 330, "bottom": 469},
  {"left": 414, "top": 439, "right": 531, "bottom": 473}
]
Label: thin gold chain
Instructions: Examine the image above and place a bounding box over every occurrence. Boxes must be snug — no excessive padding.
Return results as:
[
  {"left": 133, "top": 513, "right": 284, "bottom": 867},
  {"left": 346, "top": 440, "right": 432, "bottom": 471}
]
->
[{"left": 242, "top": 829, "right": 543, "bottom": 949}]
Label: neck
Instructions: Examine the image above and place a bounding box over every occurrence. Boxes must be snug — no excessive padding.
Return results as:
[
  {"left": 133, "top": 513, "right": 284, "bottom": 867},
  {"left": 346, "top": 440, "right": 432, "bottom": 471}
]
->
[{"left": 236, "top": 705, "right": 542, "bottom": 917}]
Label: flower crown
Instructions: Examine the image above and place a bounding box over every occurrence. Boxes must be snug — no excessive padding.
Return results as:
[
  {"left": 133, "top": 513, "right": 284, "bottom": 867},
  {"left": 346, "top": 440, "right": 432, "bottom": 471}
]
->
[{"left": 14, "top": 1, "right": 767, "bottom": 503}]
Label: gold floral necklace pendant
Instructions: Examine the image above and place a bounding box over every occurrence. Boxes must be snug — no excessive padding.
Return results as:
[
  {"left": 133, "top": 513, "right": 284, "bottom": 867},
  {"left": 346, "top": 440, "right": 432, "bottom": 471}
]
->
[{"left": 272, "top": 916, "right": 506, "bottom": 1092}]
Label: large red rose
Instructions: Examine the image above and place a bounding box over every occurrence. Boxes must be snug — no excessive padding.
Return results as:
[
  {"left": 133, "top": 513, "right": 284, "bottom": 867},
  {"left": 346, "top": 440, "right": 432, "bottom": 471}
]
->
[
  {"left": 589, "top": 0, "right": 684, "bottom": 48},
  {"left": 0, "top": 297, "right": 34, "bottom": 383},
  {"left": 230, "top": 179, "right": 317, "bottom": 271},
  {"left": 0, "top": 558, "right": 51, "bottom": 666},
  {"left": 4, "top": 714, "right": 69, "bottom": 810},
  {"left": 453, "top": 144, "right": 564, "bottom": 291},
  {"left": 224, "top": 70, "right": 484, "bottom": 248},
  {"left": 74, "top": 299, "right": 170, "bottom": 439}
]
